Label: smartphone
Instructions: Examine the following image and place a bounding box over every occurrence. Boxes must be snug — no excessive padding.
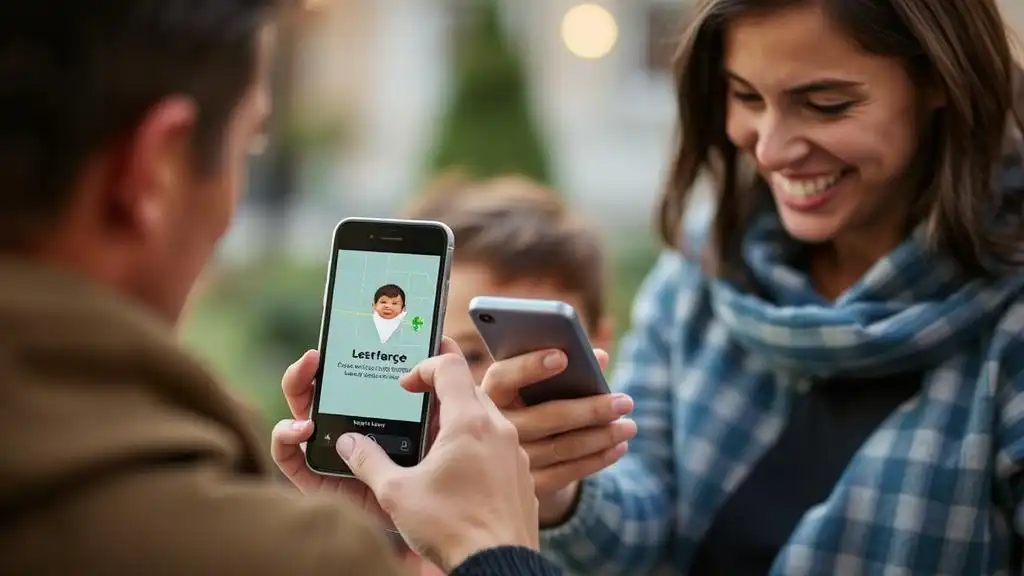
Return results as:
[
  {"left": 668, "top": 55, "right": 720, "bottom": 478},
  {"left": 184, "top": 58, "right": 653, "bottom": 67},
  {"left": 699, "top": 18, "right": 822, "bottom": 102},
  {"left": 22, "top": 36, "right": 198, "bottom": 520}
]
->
[
  {"left": 307, "top": 217, "right": 454, "bottom": 477},
  {"left": 469, "top": 296, "right": 610, "bottom": 406}
]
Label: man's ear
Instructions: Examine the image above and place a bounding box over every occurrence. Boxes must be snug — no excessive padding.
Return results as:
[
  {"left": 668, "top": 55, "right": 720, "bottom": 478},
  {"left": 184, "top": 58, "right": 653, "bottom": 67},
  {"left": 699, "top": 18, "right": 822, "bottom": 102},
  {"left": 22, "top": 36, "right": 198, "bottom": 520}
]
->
[
  {"left": 591, "top": 315, "right": 615, "bottom": 357},
  {"left": 115, "top": 97, "right": 197, "bottom": 238}
]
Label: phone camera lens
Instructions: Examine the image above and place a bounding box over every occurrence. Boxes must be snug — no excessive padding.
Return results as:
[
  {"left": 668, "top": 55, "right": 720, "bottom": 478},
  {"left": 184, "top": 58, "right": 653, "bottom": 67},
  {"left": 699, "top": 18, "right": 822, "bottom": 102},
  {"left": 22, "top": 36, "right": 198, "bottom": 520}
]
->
[{"left": 479, "top": 313, "right": 495, "bottom": 324}]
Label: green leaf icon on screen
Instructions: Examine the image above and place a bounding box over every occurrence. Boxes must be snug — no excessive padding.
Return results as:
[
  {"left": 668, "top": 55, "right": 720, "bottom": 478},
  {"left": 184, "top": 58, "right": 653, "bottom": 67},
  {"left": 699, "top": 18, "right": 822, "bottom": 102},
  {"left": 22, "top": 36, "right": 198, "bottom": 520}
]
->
[{"left": 411, "top": 316, "right": 424, "bottom": 332}]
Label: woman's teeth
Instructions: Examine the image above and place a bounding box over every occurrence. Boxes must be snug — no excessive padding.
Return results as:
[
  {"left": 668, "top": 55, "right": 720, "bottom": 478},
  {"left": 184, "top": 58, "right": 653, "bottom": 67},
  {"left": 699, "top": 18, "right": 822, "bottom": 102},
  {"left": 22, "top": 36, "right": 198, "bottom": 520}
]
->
[{"left": 773, "top": 172, "right": 843, "bottom": 198}]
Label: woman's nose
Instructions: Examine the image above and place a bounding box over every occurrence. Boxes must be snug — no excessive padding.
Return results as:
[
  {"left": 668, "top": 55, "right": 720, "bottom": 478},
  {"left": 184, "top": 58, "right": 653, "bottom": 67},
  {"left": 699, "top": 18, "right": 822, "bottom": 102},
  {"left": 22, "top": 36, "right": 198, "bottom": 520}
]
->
[{"left": 754, "top": 115, "right": 811, "bottom": 172}]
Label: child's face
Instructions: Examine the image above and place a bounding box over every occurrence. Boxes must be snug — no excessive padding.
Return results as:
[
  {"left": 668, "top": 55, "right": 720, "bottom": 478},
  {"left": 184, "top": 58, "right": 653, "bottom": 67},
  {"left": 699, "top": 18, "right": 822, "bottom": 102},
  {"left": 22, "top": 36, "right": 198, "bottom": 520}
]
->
[
  {"left": 443, "top": 263, "right": 608, "bottom": 385},
  {"left": 374, "top": 295, "right": 404, "bottom": 320}
]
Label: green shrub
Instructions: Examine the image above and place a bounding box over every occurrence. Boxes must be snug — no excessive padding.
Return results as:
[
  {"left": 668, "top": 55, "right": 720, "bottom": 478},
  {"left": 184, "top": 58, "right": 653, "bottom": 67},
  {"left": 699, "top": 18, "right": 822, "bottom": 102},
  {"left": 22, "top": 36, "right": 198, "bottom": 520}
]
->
[{"left": 181, "top": 259, "right": 326, "bottom": 426}]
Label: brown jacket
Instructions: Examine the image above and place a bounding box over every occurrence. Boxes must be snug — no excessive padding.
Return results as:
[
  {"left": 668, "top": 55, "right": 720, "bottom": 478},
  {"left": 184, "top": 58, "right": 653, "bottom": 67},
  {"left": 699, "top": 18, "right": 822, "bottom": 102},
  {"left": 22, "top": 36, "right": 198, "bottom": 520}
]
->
[{"left": 0, "top": 259, "right": 405, "bottom": 575}]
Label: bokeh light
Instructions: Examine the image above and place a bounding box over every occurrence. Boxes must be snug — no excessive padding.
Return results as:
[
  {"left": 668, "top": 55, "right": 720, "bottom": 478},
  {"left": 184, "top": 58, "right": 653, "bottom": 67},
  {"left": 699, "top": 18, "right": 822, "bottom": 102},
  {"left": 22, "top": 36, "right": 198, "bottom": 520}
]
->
[{"left": 561, "top": 3, "right": 619, "bottom": 60}]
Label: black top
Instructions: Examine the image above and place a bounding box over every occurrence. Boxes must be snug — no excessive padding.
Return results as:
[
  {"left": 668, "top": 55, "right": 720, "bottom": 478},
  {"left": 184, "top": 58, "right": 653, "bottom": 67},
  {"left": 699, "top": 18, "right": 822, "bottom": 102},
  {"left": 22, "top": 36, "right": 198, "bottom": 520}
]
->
[
  {"left": 451, "top": 546, "right": 563, "bottom": 576},
  {"left": 691, "top": 373, "right": 922, "bottom": 575}
]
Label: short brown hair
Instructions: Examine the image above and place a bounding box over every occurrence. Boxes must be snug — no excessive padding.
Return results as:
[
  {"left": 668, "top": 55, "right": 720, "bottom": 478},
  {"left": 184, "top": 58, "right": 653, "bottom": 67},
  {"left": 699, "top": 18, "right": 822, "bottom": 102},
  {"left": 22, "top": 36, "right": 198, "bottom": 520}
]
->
[
  {"left": 0, "top": 1, "right": 272, "bottom": 250},
  {"left": 404, "top": 172, "right": 607, "bottom": 330},
  {"left": 660, "top": 0, "right": 1024, "bottom": 279}
]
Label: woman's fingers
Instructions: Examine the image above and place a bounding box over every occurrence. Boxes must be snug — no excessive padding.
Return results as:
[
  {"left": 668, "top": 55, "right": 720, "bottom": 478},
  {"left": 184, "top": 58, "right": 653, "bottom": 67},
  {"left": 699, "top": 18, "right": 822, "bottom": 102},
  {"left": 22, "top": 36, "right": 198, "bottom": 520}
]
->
[
  {"left": 532, "top": 443, "right": 629, "bottom": 495},
  {"left": 481, "top": 349, "right": 568, "bottom": 408},
  {"left": 475, "top": 347, "right": 631, "bottom": 499},
  {"left": 525, "top": 420, "right": 637, "bottom": 469},
  {"left": 506, "top": 393, "right": 633, "bottom": 442}
]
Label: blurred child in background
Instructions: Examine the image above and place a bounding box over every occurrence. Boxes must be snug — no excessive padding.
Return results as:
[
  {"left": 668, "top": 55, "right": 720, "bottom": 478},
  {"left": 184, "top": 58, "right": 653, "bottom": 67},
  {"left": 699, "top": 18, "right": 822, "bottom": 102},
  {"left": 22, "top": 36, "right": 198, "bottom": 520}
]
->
[
  {"left": 400, "top": 172, "right": 613, "bottom": 574},
  {"left": 407, "top": 172, "right": 613, "bottom": 383}
]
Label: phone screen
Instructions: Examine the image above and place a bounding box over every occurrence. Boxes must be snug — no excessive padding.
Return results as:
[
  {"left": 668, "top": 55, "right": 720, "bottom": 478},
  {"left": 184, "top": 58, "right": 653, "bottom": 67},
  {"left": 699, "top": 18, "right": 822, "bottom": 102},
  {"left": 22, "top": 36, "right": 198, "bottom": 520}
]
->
[{"left": 308, "top": 220, "right": 450, "bottom": 475}]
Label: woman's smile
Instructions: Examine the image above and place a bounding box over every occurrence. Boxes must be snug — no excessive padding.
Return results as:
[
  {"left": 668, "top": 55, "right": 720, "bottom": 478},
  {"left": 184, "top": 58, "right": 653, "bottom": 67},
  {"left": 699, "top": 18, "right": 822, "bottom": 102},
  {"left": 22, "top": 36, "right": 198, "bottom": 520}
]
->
[{"left": 769, "top": 169, "right": 854, "bottom": 211}]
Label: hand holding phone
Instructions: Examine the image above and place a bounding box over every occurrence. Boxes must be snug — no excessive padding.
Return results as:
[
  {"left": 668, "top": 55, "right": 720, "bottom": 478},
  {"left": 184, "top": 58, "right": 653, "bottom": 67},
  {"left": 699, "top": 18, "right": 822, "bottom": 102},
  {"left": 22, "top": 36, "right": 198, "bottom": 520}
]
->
[
  {"left": 469, "top": 296, "right": 610, "bottom": 405},
  {"left": 471, "top": 296, "right": 637, "bottom": 526},
  {"left": 271, "top": 343, "right": 544, "bottom": 574},
  {"left": 306, "top": 217, "right": 453, "bottom": 478}
]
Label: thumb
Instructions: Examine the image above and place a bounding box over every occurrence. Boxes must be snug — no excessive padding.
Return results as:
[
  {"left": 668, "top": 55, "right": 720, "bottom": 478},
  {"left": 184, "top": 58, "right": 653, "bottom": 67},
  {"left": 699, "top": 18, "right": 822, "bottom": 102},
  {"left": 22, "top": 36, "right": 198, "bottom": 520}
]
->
[{"left": 336, "top": 433, "right": 401, "bottom": 493}]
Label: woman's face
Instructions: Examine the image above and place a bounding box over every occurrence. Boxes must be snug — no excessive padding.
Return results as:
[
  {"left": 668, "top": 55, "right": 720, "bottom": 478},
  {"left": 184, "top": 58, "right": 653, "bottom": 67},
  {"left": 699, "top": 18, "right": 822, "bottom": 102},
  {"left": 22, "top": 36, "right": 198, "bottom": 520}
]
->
[{"left": 723, "top": 4, "right": 935, "bottom": 248}]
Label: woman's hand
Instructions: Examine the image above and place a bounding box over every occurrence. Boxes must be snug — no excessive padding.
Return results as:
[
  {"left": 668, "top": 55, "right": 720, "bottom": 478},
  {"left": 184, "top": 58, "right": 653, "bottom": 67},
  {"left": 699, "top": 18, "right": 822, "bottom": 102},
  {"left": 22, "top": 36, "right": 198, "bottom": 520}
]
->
[{"left": 481, "top": 349, "right": 637, "bottom": 525}]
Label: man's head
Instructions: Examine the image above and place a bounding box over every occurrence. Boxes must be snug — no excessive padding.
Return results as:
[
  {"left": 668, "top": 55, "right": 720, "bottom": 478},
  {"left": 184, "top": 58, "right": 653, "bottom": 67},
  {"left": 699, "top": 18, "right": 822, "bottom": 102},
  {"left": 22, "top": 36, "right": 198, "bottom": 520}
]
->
[
  {"left": 373, "top": 284, "right": 406, "bottom": 320},
  {"left": 0, "top": 1, "right": 274, "bottom": 322},
  {"left": 405, "top": 173, "right": 611, "bottom": 383}
]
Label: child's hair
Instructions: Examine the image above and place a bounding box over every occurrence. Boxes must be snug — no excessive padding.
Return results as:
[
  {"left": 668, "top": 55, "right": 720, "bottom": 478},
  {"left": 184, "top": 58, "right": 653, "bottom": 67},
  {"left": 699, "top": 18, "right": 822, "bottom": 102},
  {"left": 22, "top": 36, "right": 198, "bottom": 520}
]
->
[
  {"left": 373, "top": 284, "right": 406, "bottom": 307},
  {"left": 404, "top": 171, "right": 607, "bottom": 330}
]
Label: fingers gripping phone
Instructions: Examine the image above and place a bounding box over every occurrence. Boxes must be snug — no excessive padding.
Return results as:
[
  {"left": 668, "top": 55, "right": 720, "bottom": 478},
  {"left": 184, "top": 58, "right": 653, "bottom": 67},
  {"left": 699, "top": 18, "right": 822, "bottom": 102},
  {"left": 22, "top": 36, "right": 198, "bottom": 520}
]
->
[
  {"left": 469, "top": 296, "right": 610, "bottom": 406},
  {"left": 307, "top": 217, "right": 453, "bottom": 477}
]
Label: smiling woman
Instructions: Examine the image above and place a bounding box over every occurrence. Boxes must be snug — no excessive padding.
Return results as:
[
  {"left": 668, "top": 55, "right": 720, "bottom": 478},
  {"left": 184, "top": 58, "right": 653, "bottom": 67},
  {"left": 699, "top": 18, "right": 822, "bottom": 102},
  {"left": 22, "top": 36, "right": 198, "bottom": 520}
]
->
[
  {"left": 718, "top": 6, "right": 949, "bottom": 297},
  {"left": 664, "top": 1, "right": 1024, "bottom": 290},
  {"left": 500, "top": 0, "right": 1024, "bottom": 575}
]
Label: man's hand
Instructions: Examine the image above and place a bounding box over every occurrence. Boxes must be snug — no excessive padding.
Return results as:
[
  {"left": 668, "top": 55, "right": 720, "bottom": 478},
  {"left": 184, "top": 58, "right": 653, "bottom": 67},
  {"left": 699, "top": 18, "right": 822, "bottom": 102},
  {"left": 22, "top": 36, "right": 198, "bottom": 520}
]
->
[
  {"left": 337, "top": 339, "right": 539, "bottom": 572},
  {"left": 269, "top": 350, "right": 384, "bottom": 520}
]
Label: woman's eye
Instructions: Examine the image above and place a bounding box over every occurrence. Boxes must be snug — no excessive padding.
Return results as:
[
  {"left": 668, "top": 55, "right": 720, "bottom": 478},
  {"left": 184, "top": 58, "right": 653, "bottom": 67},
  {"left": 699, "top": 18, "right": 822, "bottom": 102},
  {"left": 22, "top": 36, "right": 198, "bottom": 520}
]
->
[
  {"left": 807, "top": 101, "right": 854, "bottom": 116},
  {"left": 729, "top": 90, "right": 763, "bottom": 103}
]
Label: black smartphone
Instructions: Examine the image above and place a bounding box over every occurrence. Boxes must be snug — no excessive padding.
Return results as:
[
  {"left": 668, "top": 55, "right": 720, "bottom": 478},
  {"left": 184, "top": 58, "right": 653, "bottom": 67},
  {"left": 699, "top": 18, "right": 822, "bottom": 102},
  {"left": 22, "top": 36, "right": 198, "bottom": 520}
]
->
[
  {"left": 307, "top": 217, "right": 454, "bottom": 477},
  {"left": 469, "top": 296, "right": 610, "bottom": 406}
]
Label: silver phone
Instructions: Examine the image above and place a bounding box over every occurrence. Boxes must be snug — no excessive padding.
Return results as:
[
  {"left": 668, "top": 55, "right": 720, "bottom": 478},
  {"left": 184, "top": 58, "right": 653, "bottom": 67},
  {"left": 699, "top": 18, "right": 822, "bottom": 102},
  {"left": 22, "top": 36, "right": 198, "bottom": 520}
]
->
[
  {"left": 469, "top": 296, "right": 610, "bottom": 405},
  {"left": 307, "top": 217, "right": 454, "bottom": 478}
]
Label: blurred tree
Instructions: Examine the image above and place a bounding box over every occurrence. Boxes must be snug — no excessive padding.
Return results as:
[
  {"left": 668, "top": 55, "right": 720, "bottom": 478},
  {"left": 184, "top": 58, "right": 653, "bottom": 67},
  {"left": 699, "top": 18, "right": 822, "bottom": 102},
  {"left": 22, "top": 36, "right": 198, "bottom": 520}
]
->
[
  {"left": 246, "top": 4, "right": 348, "bottom": 256},
  {"left": 247, "top": 2, "right": 300, "bottom": 260},
  {"left": 427, "top": 0, "right": 551, "bottom": 184}
]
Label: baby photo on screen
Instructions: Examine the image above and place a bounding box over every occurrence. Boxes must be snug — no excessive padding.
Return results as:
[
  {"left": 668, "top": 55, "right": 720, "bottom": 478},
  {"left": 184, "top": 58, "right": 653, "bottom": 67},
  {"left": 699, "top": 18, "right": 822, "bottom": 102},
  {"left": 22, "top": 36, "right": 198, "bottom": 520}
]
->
[{"left": 372, "top": 284, "right": 406, "bottom": 344}]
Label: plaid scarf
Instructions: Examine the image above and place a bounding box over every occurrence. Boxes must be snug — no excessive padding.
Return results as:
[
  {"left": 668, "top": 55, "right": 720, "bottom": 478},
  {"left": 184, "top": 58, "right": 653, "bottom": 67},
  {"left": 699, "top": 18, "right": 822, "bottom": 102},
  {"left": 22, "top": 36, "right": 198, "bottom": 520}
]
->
[{"left": 712, "top": 215, "right": 1024, "bottom": 377}]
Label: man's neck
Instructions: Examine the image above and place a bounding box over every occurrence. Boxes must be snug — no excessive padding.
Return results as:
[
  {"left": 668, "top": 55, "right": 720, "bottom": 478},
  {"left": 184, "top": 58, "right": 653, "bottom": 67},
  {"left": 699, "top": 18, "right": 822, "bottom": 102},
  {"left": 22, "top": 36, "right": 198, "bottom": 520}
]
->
[{"left": 23, "top": 235, "right": 182, "bottom": 327}]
